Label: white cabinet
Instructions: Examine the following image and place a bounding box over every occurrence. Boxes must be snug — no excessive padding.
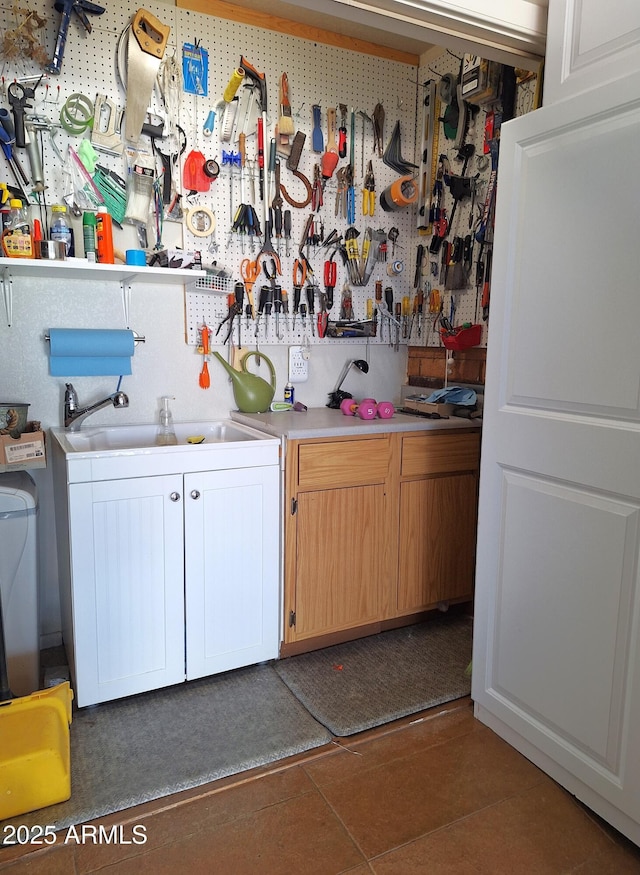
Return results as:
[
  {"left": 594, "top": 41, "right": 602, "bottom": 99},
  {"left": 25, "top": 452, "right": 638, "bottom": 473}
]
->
[
  {"left": 68, "top": 475, "right": 186, "bottom": 706},
  {"left": 52, "top": 435, "right": 280, "bottom": 707},
  {"left": 184, "top": 467, "right": 280, "bottom": 681},
  {"left": 543, "top": 0, "right": 640, "bottom": 105}
]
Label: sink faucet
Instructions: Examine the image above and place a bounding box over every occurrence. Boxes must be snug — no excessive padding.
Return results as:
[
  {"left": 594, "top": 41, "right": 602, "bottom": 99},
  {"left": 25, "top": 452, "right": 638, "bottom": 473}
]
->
[{"left": 64, "top": 383, "right": 129, "bottom": 430}]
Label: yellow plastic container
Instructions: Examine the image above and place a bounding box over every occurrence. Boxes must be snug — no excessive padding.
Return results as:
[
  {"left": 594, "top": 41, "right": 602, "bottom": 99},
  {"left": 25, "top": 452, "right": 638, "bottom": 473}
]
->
[{"left": 0, "top": 682, "right": 73, "bottom": 820}]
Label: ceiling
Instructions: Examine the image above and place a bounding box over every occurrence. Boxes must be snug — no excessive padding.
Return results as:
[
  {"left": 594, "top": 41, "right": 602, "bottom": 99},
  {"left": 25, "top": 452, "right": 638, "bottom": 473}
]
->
[
  {"left": 227, "top": 0, "right": 432, "bottom": 57},
  {"left": 222, "top": 0, "right": 548, "bottom": 67}
]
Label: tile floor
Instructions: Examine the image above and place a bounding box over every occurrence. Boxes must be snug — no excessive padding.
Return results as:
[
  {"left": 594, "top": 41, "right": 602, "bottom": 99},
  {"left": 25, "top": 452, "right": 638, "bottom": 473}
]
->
[{"left": 2, "top": 698, "right": 640, "bottom": 874}]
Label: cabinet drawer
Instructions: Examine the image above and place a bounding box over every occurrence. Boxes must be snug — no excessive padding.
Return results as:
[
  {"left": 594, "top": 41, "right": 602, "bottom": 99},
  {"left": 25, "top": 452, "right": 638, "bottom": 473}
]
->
[
  {"left": 298, "top": 437, "right": 390, "bottom": 488},
  {"left": 401, "top": 432, "right": 480, "bottom": 477}
]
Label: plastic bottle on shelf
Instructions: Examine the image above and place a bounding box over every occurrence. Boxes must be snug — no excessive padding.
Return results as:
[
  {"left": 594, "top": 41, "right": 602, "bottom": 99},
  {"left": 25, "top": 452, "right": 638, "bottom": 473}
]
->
[
  {"left": 156, "top": 396, "right": 178, "bottom": 446},
  {"left": 1, "top": 199, "right": 34, "bottom": 259},
  {"left": 95, "top": 212, "right": 114, "bottom": 264},
  {"left": 82, "top": 212, "right": 97, "bottom": 262},
  {"left": 50, "top": 204, "right": 74, "bottom": 256}
]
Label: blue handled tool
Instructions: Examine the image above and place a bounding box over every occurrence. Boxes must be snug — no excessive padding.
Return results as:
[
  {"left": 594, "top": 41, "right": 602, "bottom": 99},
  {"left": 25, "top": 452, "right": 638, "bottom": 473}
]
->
[{"left": 46, "top": 0, "right": 105, "bottom": 76}]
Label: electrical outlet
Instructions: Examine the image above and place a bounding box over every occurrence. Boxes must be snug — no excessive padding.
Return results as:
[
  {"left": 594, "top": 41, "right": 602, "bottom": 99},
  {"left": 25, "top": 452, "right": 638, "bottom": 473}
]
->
[{"left": 288, "top": 346, "right": 309, "bottom": 383}]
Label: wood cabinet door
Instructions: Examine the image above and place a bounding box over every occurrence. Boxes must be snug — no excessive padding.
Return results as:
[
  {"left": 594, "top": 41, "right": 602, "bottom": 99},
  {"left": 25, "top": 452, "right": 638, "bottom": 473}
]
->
[
  {"left": 292, "top": 484, "right": 386, "bottom": 639},
  {"left": 398, "top": 473, "right": 477, "bottom": 613},
  {"left": 68, "top": 475, "right": 185, "bottom": 707}
]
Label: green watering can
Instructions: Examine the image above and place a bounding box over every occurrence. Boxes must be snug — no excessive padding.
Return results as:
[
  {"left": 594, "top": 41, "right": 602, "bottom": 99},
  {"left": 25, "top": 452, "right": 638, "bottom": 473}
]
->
[{"left": 212, "top": 350, "right": 276, "bottom": 413}]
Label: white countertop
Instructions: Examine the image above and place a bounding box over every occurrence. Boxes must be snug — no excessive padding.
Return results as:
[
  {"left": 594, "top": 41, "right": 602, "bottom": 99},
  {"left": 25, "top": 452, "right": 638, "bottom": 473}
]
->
[{"left": 230, "top": 407, "right": 482, "bottom": 440}]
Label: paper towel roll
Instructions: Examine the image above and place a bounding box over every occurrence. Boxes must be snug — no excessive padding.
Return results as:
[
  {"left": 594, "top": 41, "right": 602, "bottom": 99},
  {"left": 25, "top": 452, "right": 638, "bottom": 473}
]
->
[{"left": 49, "top": 329, "right": 135, "bottom": 376}]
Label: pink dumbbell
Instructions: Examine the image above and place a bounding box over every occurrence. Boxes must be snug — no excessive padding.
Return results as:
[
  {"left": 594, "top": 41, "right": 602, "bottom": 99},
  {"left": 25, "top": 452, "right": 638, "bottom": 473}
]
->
[
  {"left": 339, "top": 398, "right": 377, "bottom": 420},
  {"left": 376, "top": 401, "right": 395, "bottom": 419}
]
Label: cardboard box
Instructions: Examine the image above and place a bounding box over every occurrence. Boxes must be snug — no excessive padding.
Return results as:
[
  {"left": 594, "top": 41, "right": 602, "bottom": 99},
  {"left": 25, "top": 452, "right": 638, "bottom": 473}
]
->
[
  {"left": 403, "top": 397, "right": 456, "bottom": 417},
  {"left": 0, "top": 429, "right": 46, "bottom": 472},
  {"left": 461, "top": 55, "right": 500, "bottom": 105}
]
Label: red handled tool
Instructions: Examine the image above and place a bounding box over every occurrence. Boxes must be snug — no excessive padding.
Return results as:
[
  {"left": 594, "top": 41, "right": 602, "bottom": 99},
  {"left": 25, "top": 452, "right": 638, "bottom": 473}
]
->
[{"left": 324, "top": 259, "right": 337, "bottom": 310}]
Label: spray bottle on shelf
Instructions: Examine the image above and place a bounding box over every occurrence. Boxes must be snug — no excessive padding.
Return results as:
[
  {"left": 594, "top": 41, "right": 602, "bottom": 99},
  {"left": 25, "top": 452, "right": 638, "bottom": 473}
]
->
[
  {"left": 156, "top": 396, "right": 177, "bottom": 446},
  {"left": 1, "top": 199, "right": 34, "bottom": 258}
]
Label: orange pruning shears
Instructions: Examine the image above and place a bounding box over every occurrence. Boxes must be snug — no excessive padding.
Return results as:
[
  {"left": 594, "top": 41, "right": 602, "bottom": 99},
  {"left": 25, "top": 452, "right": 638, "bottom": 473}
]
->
[{"left": 241, "top": 258, "right": 259, "bottom": 318}]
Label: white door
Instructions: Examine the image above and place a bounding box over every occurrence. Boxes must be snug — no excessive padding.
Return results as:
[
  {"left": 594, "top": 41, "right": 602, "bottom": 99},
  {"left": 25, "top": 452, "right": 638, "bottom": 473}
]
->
[
  {"left": 184, "top": 466, "right": 280, "bottom": 679},
  {"left": 472, "top": 70, "right": 640, "bottom": 844},
  {"left": 69, "top": 475, "right": 186, "bottom": 706},
  {"left": 544, "top": 0, "right": 640, "bottom": 105}
]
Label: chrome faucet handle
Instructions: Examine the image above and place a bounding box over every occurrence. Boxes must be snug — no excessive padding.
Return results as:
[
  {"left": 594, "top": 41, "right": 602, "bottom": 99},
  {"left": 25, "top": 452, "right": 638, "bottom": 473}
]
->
[{"left": 64, "top": 383, "right": 78, "bottom": 411}]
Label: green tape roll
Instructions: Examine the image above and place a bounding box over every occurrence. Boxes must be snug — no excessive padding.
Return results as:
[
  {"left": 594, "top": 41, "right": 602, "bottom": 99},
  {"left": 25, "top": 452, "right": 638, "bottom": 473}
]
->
[{"left": 60, "top": 93, "right": 94, "bottom": 135}]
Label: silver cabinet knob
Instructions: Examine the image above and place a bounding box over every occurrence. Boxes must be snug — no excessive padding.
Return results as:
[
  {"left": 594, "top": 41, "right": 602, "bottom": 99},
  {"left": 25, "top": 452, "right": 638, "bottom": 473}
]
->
[
  {"left": 169, "top": 492, "right": 181, "bottom": 502},
  {"left": 190, "top": 490, "right": 201, "bottom": 500}
]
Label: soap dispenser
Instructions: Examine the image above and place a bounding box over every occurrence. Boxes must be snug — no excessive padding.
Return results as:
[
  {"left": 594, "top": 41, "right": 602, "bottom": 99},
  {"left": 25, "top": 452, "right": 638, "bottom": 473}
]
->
[{"left": 156, "top": 396, "right": 178, "bottom": 446}]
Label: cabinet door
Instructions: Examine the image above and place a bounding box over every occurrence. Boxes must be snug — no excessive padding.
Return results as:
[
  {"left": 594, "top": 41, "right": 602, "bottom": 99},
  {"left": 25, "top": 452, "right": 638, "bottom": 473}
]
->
[
  {"left": 68, "top": 475, "right": 185, "bottom": 707},
  {"left": 398, "top": 473, "right": 477, "bottom": 613},
  {"left": 292, "top": 484, "right": 386, "bottom": 639},
  {"left": 184, "top": 465, "right": 279, "bottom": 679},
  {"left": 544, "top": 0, "right": 640, "bottom": 105}
]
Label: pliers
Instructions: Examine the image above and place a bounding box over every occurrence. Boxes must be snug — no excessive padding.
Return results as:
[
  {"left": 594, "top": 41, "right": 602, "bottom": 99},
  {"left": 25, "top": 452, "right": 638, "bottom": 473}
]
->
[
  {"left": 216, "top": 286, "right": 244, "bottom": 345},
  {"left": 362, "top": 161, "right": 375, "bottom": 215}
]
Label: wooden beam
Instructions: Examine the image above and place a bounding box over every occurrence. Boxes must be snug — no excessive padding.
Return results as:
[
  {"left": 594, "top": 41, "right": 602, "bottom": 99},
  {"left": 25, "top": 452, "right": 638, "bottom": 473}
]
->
[{"left": 176, "top": 0, "right": 420, "bottom": 66}]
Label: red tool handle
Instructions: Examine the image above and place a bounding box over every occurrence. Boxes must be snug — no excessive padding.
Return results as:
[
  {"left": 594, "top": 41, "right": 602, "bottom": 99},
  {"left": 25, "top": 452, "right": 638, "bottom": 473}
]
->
[
  {"left": 324, "top": 260, "right": 336, "bottom": 287},
  {"left": 257, "top": 118, "right": 264, "bottom": 170}
]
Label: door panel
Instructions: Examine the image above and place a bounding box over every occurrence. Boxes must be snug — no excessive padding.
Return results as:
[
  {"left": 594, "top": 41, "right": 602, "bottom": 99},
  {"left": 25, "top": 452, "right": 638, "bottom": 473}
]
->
[
  {"left": 494, "top": 471, "right": 638, "bottom": 772},
  {"left": 184, "top": 466, "right": 279, "bottom": 679},
  {"left": 544, "top": 0, "right": 640, "bottom": 105},
  {"left": 398, "top": 474, "right": 477, "bottom": 612},
  {"left": 294, "top": 484, "right": 384, "bottom": 637},
  {"left": 69, "top": 475, "right": 185, "bottom": 706},
  {"left": 473, "top": 71, "right": 640, "bottom": 844}
]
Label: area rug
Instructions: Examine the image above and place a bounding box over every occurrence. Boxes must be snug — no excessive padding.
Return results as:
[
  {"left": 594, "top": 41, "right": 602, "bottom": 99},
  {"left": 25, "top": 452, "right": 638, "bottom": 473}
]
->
[
  {"left": 274, "top": 616, "right": 473, "bottom": 736},
  {"left": 0, "top": 664, "right": 332, "bottom": 834}
]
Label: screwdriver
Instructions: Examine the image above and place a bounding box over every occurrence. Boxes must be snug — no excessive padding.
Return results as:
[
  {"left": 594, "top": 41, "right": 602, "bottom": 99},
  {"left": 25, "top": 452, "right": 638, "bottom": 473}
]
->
[
  {"left": 274, "top": 207, "right": 283, "bottom": 256},
  {"left": 385, "top": 286, "right": 394, "bottom": 343},
  {"left": 255, "top": 284, "right": 271, "bottom": 338},
  {"left": 234, "top": 281, "right": 244, "bottom": 348},
  {"left": 284, "top": 209, "right": 292, "bottom": 257},
  {"left": 273, "top": 283, "right": 283, "bottom": 340},
  {"left": 402, "top": 295, "right": 410, "bottom": 338},
  {"left": 299, "top": 302, "right": 308, "bottom": 336},
  {"left": 367, "top": 297, "right": 376, "bottom": 337},
  {"left": 306, "top": 283, "right": 316, "bottom": 336},
  {"left": 395, "top": 302, "right": 402, "bottom": 350},
  {"left": 292, "top": 282, "right": 301, "bottom": 330}
]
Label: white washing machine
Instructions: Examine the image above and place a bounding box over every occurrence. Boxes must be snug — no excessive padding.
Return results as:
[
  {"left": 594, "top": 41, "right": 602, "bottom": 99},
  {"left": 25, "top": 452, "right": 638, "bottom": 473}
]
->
[{"left": 0, "top": 471, "right": 39, "bottom": 696}]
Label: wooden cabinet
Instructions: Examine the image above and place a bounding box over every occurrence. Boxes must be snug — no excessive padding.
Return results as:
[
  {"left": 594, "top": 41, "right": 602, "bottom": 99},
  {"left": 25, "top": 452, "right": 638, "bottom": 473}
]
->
[
  {"left": 283, "top": 427, "right": 480, "bottom": 652},
  {"left": 284, "top": 435, "right": 397, "bottom": 643},
  {"left": 398, "top": 433, "right": 480, "bottom": 613}
]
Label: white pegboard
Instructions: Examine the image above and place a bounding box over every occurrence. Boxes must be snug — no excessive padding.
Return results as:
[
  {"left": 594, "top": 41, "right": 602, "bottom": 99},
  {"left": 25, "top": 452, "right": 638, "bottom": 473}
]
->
[
  {"left": 1, "top": 0, "right": 422, "bottom": 347},
  {"left": 0, "top": 2, "right": 537, "bottom": 353},
  {"left": 172, "top": 6, "right": 422, "bottom": 348}
]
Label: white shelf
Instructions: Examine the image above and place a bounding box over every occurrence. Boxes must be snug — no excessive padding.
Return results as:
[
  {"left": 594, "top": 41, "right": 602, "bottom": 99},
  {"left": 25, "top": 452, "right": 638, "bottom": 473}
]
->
[
  {"left": 1, "top": 257, "right": 206, "bottom": 326},
  {"left": 0, "top": 257, "right": 205, "bottom": 284}
]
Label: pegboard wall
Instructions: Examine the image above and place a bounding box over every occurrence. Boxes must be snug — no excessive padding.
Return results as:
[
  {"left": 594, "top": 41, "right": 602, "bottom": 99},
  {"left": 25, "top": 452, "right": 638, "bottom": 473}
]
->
[{"left": 1, "top": 1, "right": 536, "bottom": 351}]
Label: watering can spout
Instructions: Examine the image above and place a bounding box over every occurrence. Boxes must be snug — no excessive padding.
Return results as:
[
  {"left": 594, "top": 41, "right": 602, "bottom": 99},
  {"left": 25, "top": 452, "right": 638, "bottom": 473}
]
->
[{"left": 212, "top": 351, "right": 276, "bottom": 413}]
